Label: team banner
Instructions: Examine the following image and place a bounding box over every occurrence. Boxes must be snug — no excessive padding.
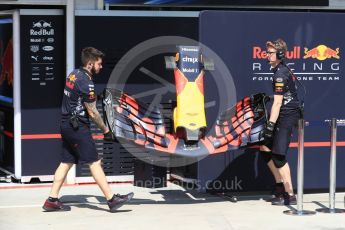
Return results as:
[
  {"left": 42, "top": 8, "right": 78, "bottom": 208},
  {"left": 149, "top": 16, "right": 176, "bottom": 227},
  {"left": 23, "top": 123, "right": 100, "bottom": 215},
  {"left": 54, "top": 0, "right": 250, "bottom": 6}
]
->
[
  {"left": 199, "top": 10, "right": 345, "bottom": 189},
  {"left": 20, "top": 14, "right": 65, "bottom": 176}
]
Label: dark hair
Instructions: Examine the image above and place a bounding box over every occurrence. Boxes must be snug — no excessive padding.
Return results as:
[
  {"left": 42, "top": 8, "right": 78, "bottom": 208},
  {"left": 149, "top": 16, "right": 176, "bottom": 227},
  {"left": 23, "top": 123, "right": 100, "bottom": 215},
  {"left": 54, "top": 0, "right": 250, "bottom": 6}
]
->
[{"left": 81, "top": 47, "right": 104, "bottom": 66}]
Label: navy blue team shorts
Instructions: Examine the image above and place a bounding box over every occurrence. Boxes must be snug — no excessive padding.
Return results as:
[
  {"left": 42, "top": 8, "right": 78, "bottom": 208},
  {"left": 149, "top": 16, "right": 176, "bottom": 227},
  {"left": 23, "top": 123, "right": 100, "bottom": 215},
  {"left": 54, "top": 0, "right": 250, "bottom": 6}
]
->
[
  {"left": 60, "top": 122, "right": 100, "bottom": 164},
  {"left": 269, "top": 110, "right": 300, "bottom": 155}
]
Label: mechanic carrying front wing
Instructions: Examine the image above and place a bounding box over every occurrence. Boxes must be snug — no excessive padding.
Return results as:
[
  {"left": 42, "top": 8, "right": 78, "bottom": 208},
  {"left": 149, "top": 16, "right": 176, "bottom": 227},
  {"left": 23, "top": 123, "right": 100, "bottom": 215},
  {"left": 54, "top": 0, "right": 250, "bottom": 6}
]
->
[{"left": 260, "top": 38, "right": 303, "bottom": 206}]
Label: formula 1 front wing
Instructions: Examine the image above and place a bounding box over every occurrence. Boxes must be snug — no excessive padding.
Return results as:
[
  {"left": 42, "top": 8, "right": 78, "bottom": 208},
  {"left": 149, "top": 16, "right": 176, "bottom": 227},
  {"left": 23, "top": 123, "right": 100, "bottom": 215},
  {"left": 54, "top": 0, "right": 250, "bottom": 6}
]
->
[{"left": 103, "top": 88, "right": 268, "bottom": 158}]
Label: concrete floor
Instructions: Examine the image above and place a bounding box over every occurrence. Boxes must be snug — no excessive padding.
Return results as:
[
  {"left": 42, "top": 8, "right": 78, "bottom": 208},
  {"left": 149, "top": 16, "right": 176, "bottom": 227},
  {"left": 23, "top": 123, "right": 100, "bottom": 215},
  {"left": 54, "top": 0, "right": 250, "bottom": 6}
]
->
[{"left": 0, "top": 182, "right": 345, "bottom": 230}]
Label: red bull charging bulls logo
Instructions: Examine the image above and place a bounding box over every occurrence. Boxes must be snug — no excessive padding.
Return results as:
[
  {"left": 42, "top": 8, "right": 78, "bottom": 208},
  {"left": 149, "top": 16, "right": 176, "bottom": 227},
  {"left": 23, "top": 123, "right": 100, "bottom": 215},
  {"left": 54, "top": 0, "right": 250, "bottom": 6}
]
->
[{"left": 303, "top": 45, "right": 340, "bottom": 60}]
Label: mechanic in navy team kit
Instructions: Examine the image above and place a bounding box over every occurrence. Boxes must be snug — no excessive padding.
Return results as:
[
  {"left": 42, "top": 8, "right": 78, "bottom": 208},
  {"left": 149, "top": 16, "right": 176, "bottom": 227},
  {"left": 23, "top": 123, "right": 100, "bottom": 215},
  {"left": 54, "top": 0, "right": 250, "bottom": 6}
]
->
[
  {"left": 43, "top": 47, "right": 134, "bottom": 212},
  {"left": 260, "top": 39, "right": 302, "bottom": 205}
]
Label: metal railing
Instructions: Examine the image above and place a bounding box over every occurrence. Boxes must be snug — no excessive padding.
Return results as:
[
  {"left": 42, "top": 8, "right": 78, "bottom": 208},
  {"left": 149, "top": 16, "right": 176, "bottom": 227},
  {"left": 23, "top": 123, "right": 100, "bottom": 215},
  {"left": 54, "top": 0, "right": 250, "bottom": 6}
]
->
[
  {"left": 315, "top": 118, "right": 345, "bottom": 214},
  {"left": 284, "top": 118, "right": 345, "bottom": 216},
  {"left": 284, "top": 119, "right": 316, "bottom": 216}
]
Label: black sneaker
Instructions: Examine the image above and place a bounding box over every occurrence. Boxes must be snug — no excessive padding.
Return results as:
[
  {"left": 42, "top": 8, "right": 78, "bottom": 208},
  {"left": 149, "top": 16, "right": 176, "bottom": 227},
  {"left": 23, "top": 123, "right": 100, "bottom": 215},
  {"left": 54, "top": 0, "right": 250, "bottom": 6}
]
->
[
  {"left": 286, "top": 194, "right": 297, "bottom": 205},
  {"left": 42, "top": 198, "right": 71, "bottom": 212},
  {"left": 266, "top": 183, "right": 285, "bottom": 202},
  {"left": 117, "top": 192, "right": 134, "bottom": 200},
  {"left": 271, "top": 192, "right": 297, "bottom": 206},
  {"left": 107, "top": 192, "right": 134, "bottom": 212}
]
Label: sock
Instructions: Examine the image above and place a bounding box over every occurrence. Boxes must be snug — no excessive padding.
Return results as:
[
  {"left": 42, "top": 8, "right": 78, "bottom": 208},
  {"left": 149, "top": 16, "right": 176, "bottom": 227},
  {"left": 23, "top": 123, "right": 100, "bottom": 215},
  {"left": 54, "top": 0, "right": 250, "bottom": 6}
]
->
[
  {"left": 48, "top": 197, "right": 58, "bottom": 202},
  {"left": 276, "top": 182, "right": 284, "bottom": 187},
  {"left": 108, "top": 194, "right": 115, "bottom": 202}
]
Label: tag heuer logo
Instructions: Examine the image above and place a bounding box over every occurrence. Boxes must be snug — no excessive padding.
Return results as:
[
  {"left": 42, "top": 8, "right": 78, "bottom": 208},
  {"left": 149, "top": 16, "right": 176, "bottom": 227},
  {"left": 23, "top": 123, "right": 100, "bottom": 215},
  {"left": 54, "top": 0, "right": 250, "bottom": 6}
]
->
[{"left": 42, "top": 46, "right": 54, "bottom": 51}]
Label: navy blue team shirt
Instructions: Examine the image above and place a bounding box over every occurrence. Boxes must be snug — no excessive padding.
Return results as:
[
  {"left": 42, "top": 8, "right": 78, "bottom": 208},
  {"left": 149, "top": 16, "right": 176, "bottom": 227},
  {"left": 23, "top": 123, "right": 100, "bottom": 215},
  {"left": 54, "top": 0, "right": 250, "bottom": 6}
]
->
[
  {"left": 61, "top": 68, "right": 96, "bottom": 125},
  {"left": 272, "top": 62, "right": 301, "bottom": 116}
]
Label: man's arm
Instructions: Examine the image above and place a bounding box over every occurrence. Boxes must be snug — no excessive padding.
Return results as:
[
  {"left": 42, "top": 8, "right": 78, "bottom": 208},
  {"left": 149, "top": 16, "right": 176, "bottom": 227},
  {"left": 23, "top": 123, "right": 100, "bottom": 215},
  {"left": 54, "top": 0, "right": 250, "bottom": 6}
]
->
[
  {"left": 84, "top": 101, "right": 109, "bottom": 134},
  {"left": 269, "top": 94, "right": 283, "bottom": 123}
]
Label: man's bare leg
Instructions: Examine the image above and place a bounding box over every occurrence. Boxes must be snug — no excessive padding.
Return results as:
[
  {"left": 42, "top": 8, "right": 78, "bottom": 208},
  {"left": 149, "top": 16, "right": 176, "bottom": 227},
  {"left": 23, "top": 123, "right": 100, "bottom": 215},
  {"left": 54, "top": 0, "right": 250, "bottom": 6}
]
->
[
  {"left": 278, "top": 163, "right": 293, "bottom": 195},
  {"left": 260, "top": 145, "right": 282, "bottom": 183},
  {"left": 89, "top": 160, "right": 113, "bottom": 200},
  {"left": 49, "top": 162, "right": 74, "bottom": 198}
]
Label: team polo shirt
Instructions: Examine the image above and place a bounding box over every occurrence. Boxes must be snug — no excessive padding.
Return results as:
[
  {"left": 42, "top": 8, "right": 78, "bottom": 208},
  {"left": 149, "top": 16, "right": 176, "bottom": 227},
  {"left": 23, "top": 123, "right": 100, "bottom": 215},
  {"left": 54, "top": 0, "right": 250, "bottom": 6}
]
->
[
  {"left": 272, "top": 63, "right": 300, "bottom": 116},
  {"left": 61, "top": 68, "right": 96, "bottom": 124}
]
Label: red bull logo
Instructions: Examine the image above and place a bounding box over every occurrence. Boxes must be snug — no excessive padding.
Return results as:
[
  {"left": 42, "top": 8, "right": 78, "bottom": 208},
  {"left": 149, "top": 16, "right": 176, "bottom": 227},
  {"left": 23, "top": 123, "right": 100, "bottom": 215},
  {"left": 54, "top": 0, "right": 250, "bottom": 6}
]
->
[
  {"left": 253, "top": 46, "right": 301, "bottom": 59},
  {"left": 303, "top": 45, "right": 340, "bottom": 60},
  {"left": 66, "top": 74, "right": 76, "bottom": 89}
]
